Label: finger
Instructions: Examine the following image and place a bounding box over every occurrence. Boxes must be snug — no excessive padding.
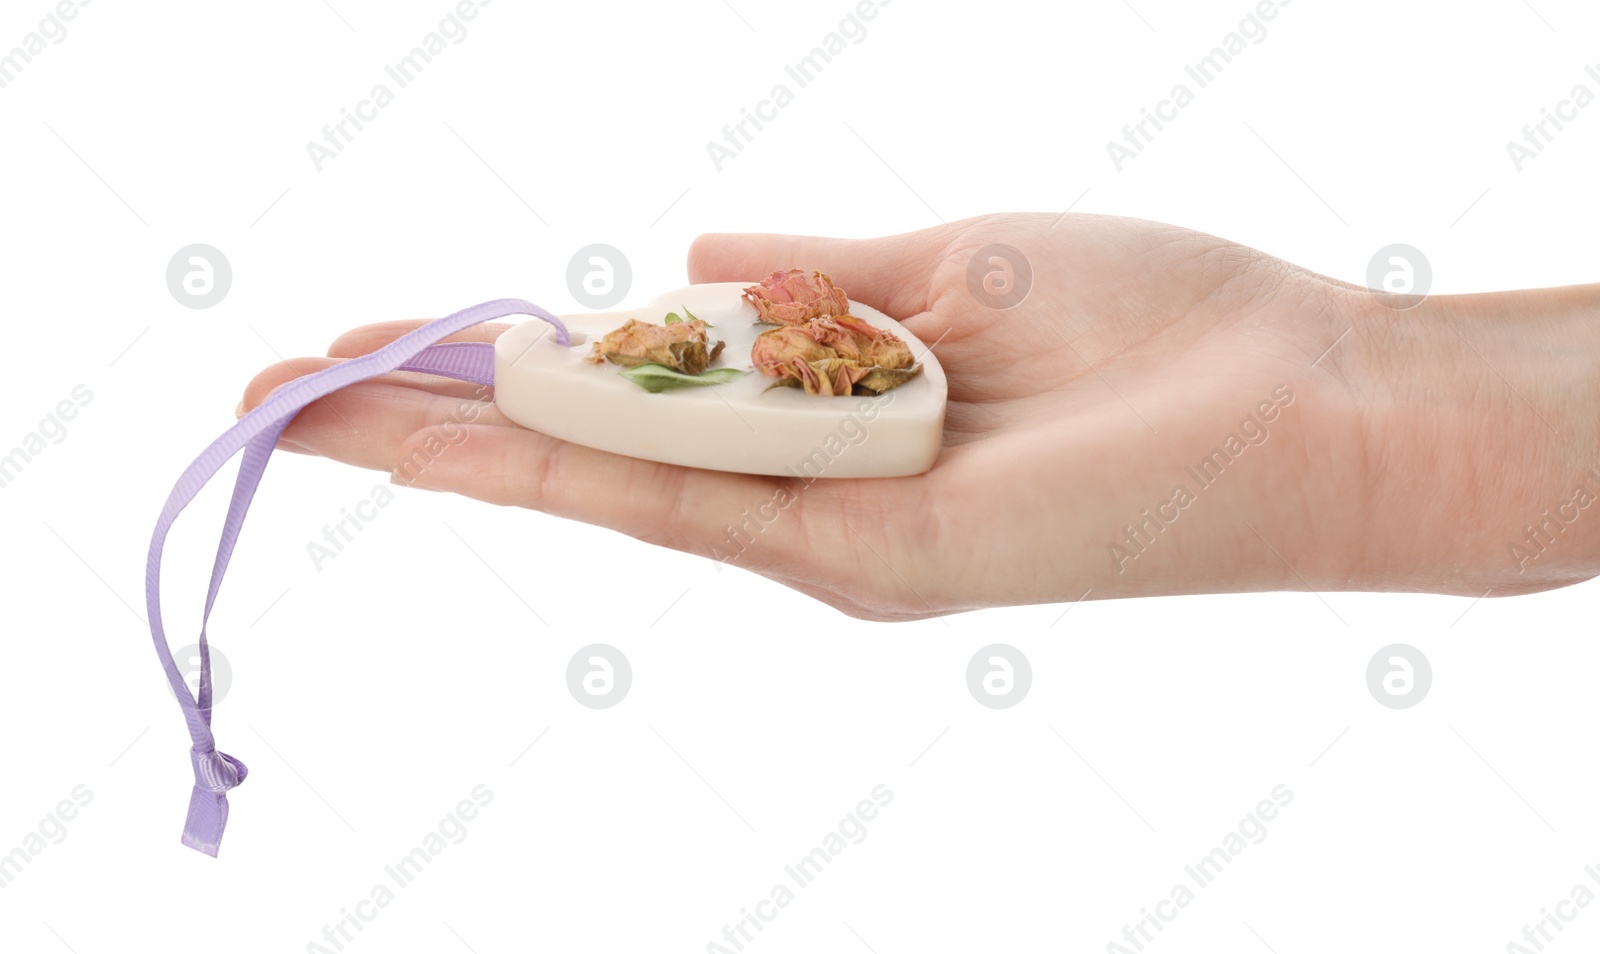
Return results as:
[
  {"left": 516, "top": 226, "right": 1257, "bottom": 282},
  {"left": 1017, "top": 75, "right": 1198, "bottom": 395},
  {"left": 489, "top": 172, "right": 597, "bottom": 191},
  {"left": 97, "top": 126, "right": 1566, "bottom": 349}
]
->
[
  {"left": 241, "top": 363, "right": 516, "bottom": 471},
  {"left": 686, "top": 225, "right": 955, "bottom": 319},
  {"left": 242, "top": 354, "right": 497, "bottom": 410},
  {"left": 285, "top": 382, "right": 511, "bottom": 471},
  {"left": 392, "top": 422, "right": 855, "bottom": 573}
]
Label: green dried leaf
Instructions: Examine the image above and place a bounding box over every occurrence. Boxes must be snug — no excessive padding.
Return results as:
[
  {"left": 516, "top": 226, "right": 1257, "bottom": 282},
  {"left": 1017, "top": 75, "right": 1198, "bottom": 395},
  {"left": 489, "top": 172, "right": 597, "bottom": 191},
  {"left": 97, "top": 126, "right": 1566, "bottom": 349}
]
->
[
  {"left": 856, "top": 364, "right": 922, "bottom": 394},
  {"left": 664, "top": 312, "right": 682, "bottom": 324},
  {"left": 683, "top": 305, "right": 711, "bottom": 328},
  {"left": 618, "top": 363, "right": 746, "bottom": 394}
]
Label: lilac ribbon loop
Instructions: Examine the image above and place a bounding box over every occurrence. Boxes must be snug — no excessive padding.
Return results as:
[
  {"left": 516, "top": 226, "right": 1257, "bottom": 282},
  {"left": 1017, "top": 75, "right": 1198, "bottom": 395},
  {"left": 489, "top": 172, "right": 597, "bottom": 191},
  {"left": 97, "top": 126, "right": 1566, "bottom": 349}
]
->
[
  {"left": 147, "top": 299, "right": 569, "bottom": 856},
  {"left": 397, "top": 340, "right": 498, "bottom": 386}
]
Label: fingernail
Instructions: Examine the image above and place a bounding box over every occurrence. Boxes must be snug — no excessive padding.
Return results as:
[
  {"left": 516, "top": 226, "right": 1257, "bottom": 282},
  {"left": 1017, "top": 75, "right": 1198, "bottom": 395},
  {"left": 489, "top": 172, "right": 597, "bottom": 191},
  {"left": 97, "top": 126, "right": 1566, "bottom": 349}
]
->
[{"left": 235, "top": 399, "right": 247, "bottom": 418}]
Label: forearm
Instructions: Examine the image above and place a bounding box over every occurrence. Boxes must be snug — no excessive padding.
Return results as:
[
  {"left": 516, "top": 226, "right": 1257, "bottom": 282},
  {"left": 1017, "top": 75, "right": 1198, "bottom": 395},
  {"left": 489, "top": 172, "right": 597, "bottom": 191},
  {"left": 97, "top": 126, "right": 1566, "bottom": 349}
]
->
[
  {"left": 969, "top": 277, "right": 1600, "bottom": 610},
  {"left": 1276, "top": 279, "right": 1600, "bottom": 598}
]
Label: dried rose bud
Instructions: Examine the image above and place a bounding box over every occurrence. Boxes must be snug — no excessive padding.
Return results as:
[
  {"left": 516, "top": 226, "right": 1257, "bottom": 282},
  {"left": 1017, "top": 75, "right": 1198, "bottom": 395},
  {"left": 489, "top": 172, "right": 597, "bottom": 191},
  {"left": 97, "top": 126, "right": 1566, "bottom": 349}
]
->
[
  {"left": 742, "top": 269, "right": 850, "bottom": 325},
  {"left": 590, "top": 318, "right": 725, "bottom": 376},
  {"left": 751, "top": 324, "right": 922, "bottom": 397},
  {"left": 742, "top": 269, "right": 921, "bottom": 396},
  {"left": 794, "top": 315, "right": 916, "bottom": 371},
  {"left": 750, "top": 325, "right": 836, "bottom": 376}
]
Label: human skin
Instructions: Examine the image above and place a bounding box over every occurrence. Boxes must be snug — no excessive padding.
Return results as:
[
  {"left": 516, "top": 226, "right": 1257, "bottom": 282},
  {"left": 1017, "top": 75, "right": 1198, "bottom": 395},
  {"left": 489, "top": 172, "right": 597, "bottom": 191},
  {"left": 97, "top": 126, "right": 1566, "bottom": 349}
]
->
[{"left": 240, "top": 213, "right": 1600, "bottom": 620}]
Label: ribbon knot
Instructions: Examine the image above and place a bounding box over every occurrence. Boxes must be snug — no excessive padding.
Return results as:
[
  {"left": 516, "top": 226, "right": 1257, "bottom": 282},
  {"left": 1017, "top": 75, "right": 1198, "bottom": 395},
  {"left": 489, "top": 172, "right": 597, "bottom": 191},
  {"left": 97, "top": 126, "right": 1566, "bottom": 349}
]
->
[
  {"left": 191, "top": 747, "right": 247, "bottom": 794},
  {"left": 182, "top": 747, "right": 248, "bottom": 857}
]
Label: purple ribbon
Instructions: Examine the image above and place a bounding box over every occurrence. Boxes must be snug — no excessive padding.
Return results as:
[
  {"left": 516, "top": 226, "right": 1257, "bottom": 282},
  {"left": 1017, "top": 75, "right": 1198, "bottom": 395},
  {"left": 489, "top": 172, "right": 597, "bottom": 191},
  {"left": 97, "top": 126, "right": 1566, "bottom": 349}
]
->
[{"left": 146, "top": 299, "right": 568, "bottom": 856}]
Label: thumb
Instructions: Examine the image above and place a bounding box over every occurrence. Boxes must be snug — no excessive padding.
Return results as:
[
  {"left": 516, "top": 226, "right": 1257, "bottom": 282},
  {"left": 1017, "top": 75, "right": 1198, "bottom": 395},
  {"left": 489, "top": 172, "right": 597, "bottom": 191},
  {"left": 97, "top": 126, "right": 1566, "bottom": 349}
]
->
[{"left": 686, "top": 224, "right": 954, "bottom": 320}]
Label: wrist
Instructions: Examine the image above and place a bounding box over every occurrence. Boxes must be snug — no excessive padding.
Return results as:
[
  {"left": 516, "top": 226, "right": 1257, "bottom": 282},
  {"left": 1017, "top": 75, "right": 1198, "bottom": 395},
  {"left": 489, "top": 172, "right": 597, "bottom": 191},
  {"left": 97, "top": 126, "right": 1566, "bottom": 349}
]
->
[{"left": 1332, "top": 281, "right": 1600, "bottom": 595}]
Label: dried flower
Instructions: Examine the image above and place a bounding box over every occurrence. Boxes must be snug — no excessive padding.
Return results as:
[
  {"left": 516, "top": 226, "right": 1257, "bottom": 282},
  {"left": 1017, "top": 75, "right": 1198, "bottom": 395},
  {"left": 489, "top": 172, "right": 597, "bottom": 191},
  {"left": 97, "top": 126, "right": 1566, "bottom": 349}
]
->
[
  {"left": 751, "top": 318, "right": 921, "bottom": 397},
  {"left": 743, "top": 270, "right": 922, "bottom": 397},
  {"left": 590, "top": 317, "right": 725, "bottom": 376},
  {"left": 742, "top": 269, "right": 851, "bottom": 325}
]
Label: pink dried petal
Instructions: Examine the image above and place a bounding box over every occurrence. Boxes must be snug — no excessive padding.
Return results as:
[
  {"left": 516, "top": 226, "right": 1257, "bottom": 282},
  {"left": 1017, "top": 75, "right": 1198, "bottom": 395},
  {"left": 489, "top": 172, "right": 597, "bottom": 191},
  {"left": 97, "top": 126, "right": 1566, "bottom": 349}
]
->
[{"left": 742, "top": 269, "right": 851, "bottom": 325}]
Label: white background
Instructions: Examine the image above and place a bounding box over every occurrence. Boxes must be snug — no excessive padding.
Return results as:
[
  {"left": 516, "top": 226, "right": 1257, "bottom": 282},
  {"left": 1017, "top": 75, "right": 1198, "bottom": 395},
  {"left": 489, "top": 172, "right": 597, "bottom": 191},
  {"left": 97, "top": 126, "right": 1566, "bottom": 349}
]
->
[{"left": 2, "top": 0, "right": 1599, "bottom": 951}]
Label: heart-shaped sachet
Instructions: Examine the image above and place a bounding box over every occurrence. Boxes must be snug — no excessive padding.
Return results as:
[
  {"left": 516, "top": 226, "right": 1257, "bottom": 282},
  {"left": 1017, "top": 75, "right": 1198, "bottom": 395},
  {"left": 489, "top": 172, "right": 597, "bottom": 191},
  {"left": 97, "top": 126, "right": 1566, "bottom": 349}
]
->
[{"left": 495, "top": 278, "right": 945, "bottom": 477}]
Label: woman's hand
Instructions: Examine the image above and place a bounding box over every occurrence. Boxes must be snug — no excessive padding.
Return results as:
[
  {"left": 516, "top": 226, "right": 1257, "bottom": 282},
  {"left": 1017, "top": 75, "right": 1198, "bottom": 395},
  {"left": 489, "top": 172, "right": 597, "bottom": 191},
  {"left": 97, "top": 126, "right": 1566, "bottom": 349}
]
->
[{"left": 241, "top": 213, "right": 1600, "bottom": 618}]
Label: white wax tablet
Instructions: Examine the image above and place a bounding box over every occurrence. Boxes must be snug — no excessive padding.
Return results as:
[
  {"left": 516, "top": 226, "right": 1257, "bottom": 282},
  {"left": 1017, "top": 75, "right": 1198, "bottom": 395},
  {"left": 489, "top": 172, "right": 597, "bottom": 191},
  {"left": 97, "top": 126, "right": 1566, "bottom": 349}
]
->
[{"left": 493, "top": 282, "right": 946, "bottom": 477}]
